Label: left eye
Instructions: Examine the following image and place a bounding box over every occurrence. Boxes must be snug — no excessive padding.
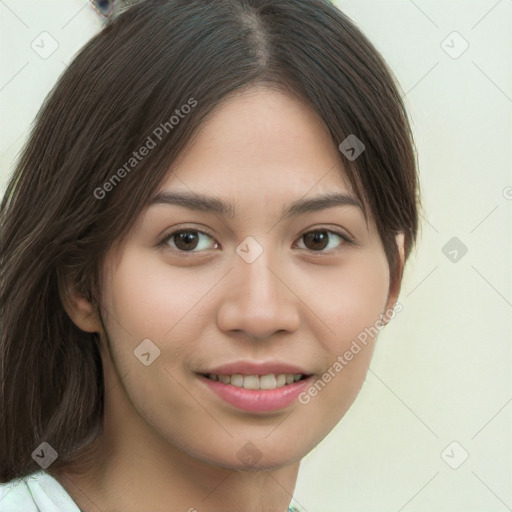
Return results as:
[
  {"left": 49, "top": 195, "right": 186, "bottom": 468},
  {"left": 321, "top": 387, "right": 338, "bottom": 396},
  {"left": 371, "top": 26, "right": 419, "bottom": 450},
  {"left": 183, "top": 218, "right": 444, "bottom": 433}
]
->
[
  {"left": 295, "top": 230, "right": 352, "bottom": 252},
  {"left": 158, "top": 230, "right": 218, "bottom": 253},
  {"left": 158, "top": 229, "right": 353, "bottom": 254}
]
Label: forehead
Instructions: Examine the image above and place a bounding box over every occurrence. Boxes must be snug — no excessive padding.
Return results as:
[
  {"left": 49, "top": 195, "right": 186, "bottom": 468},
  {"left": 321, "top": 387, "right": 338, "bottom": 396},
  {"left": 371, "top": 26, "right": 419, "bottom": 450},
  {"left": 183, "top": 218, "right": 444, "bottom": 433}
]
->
[{"left": 160, "top": 86, "right": 354, "bottom": 200}]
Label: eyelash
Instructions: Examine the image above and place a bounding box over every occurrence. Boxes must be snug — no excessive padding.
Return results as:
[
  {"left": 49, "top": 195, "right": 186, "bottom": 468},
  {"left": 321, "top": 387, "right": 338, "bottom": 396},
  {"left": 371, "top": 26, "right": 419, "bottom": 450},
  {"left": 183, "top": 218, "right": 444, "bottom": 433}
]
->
[{"left": 156, "top": 227, "right": 356, "bottom": 256}]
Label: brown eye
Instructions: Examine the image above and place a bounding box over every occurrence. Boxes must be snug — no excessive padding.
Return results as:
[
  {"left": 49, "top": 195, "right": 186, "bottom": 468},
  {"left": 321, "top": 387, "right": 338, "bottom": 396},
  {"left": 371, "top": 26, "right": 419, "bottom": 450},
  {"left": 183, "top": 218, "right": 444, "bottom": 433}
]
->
[
  {"left": 303, "top": 231, "right": 329, "bottom": 251},
  {"left": 297, "top": 230, "right": 352, "bottom": 253},
  {"left": 159, "top": 230, "right": 217, "bottom": 253},
  {"left": 174, "top": 231, "right": 199, "bottom": 251}
]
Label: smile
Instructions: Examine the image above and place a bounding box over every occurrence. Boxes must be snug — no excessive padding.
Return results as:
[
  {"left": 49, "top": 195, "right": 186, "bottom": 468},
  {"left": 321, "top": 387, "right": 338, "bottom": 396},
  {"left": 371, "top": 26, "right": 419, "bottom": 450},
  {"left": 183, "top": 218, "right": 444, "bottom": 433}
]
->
[
  {"left": 203, "top": 373, "right": 306, "bottom": 390},
  {"left": 198, "top": 373, "right": 313, "bottom": 413}
]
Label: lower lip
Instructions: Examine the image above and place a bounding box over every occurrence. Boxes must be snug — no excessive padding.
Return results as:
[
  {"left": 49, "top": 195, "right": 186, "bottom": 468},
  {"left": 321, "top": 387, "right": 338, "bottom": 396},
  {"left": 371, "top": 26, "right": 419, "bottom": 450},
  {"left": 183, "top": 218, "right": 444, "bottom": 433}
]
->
[{"left": 198, "top": 374, "right": 313, "bottom": 413}]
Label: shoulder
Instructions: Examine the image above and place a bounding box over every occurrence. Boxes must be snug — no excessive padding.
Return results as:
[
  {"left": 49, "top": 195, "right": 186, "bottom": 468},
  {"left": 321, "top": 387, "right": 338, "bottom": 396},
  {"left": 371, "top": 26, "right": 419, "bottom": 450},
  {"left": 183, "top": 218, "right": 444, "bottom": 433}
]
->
[
  {"left": 0, "top": 473, "right": 39, "bottom": 512},
  {"left": 0, "top": 470, "right": 81, "bottom": 512}
]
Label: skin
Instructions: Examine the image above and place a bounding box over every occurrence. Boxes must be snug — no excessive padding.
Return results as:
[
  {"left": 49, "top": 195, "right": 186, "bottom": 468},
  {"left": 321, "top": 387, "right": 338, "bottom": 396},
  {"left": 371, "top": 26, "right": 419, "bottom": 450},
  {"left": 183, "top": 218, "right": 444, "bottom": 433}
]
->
[{"left": 58, "top": 86, "right": 405, "bottom": 512}]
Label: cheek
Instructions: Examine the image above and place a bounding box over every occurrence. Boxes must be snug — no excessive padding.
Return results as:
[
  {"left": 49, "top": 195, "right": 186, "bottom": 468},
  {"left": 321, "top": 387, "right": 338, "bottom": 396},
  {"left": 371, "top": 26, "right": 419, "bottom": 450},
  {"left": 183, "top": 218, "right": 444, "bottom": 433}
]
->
[
  {"left": 103, "top": 247, "right": 210, "bottom": 340},
  {"left": 340, "top": 253, "right": 389, "bottom": 330},
  {"left": 302, "top": 249, "right": 390, "bottom": 352},
  {"left": 294, "top": 252, "right": 389, "bottom": 432}
]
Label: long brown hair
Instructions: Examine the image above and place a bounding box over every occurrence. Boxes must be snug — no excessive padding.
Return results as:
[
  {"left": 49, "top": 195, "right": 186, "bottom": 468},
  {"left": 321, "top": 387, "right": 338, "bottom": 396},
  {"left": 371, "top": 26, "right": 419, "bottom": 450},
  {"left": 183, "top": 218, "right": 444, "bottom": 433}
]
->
[{"left": 0, "top": 0, "right": 421, "bottom": 482}]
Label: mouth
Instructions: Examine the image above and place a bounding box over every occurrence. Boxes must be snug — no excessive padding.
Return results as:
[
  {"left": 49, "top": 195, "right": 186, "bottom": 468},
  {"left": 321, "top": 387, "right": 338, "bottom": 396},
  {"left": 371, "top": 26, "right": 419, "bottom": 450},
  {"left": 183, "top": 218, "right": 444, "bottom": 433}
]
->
[
  {"left": 197, "top": 371, "right": 313, "bottom": 413},
  {"left": 200, "top": 372, "right": 309, "bottom": 390}
]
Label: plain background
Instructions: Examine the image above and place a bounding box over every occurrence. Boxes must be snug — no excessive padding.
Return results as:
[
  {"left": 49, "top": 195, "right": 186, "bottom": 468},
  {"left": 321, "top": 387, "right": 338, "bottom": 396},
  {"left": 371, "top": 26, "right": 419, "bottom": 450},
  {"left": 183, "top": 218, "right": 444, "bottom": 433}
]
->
[{"left": 0, "top": 1, "right": 510, "bottom": 511}]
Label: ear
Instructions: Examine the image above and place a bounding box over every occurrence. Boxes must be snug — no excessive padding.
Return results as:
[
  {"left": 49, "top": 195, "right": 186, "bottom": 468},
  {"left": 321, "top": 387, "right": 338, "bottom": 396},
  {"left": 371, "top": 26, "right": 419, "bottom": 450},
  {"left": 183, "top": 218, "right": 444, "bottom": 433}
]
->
[
  {"left": 382, "top": 232, "right": 405, "bottom": 325},
  {"left": 58, "top": 271, "right": 103, "bottom": 334}
]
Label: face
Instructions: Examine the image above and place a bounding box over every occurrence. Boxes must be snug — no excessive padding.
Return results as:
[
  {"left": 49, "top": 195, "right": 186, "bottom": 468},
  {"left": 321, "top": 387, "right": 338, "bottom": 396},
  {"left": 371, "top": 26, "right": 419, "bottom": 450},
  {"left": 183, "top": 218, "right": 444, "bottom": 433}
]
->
[{"left": 94, "top": 86, "right": 403, "bottom": 471}]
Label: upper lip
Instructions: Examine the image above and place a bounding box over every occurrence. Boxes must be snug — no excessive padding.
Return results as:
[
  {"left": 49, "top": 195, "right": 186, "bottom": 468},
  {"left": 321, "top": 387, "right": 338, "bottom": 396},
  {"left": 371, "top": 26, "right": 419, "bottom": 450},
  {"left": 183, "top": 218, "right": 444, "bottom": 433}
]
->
[{"left": 199, "top": 361, "right": 311, "bottom": 376}]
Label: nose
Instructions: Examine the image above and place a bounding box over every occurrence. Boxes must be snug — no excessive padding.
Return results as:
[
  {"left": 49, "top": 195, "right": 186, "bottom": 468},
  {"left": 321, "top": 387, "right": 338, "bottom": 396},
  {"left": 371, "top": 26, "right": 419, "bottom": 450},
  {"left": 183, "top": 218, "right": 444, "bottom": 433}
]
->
[{"left": 216, "top": 250, "right": 301, "bottom": 341}]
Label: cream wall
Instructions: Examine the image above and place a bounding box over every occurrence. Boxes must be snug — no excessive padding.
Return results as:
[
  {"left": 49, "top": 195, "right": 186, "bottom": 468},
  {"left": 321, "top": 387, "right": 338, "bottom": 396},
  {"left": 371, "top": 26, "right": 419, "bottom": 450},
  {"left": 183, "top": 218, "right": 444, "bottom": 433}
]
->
[{"left": 1, "top": 1, "right": 510, "bottom": 511}]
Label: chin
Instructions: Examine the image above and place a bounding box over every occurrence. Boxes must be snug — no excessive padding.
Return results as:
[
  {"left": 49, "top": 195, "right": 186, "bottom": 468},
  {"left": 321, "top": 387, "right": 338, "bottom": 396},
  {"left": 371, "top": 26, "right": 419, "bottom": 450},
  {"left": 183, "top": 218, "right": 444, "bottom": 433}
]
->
[{"left": 187, "top": 441, "right": 307, "bottom": 473}]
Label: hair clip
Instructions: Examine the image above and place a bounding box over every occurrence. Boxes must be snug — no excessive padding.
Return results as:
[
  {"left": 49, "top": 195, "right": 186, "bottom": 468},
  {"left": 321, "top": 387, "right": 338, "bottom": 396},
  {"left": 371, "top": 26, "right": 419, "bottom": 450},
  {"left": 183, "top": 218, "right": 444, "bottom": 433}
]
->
[
  {"left": 90, "top": 0, "right": 141, "bottom": 25},
  {"left": 90, "top": 0, "right": 118, "bottom": 19}
]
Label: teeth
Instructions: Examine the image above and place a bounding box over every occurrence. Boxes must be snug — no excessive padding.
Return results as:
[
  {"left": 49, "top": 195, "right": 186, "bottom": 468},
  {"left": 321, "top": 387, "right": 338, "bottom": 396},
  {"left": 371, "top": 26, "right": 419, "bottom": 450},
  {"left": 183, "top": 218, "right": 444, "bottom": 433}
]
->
[
  {"left": 242, "top": 375, "right": 259, "bottom": 390},
  {"left": 259, "top": 374, "right": 277, "bottom": 389},
  {"left": 275, "top": 374, "right": 286, "bottom": 387},
  {"left": 206, "top": 373, "right": 305, "bottom": 389},
  {"left": 231, "top": 374, "right": 244, "bottom": 387}
]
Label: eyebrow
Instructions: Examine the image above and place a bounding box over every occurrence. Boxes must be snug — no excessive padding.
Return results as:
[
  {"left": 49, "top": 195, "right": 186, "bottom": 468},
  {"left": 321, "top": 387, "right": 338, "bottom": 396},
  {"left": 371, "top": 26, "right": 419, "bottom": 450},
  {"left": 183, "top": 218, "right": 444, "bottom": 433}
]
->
[{"left": 149, "top": 190, "right": 365, "bottom": 222}]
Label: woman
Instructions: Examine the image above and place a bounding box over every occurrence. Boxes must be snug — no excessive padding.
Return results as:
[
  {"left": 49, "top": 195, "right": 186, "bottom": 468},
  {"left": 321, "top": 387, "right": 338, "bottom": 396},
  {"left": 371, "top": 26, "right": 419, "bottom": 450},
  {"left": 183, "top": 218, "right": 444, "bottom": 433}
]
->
[{"left": 0, "top": 0, "right": 420, "bottom": 510}]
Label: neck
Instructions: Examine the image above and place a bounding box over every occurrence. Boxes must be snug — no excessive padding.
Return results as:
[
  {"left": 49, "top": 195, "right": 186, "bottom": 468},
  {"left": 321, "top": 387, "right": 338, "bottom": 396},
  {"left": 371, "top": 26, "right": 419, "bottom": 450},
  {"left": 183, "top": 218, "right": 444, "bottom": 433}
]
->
[{"left": 52, "top": 444, "right": 299, "bottom": 512}]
